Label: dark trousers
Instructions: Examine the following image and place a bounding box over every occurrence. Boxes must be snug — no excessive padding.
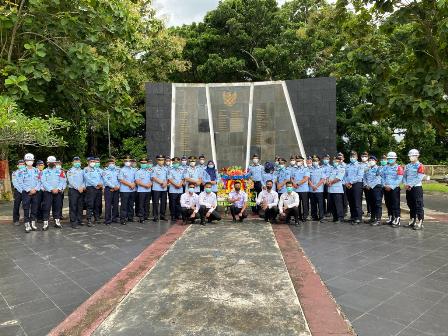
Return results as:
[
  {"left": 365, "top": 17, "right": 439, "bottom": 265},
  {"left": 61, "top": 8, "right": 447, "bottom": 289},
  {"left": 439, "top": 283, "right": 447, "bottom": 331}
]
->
[
  {"left": 329, "top": 193, "right": 344, "bottom": 221},
  {"left": 369, "top": 185, "right": 383, "bottom": 220},
  {"left": 346, "top": 182, "right": 363, "bottom": 220},
  {"left": 310, "top": 192, "right": 324, "bottom": 220},
  {"left": 138, "top": 192, "right": 150, "bottom": 220},
  {"left": 298, "top": 192, "right": 309, "bottom": 220},
  {"left": 342, "top": 185, "right": 348, "bottom": 215},
  {"left": 406, "top": 186, "right": 424, "bottom": 220},
  {"left": 36, "top": 190, "right": 43, "bottom": 220},
  {"left": 364, "top": 188, "right": 371, "bottom": 214},
  {"left": 68, "top": 188, "right": 84, "bottom": 224},
  {"left": 230, "top": 205, "right": 247, "bottom": 221},
  {"left": 251, "top": 181, "right": 262, "bottom": 213},
  {"left": 323, "top": 185, "right": 331, "bottom": 215},
  {"left": 13, "top": 189, "right": 22, "bottom": 222},
  {"left": 199, "top": 205, "right": 221, "bottom": 222},
  {"left": 95, "top": 188, "right": 103, "bottom": 218},
  {"left": 85, "top": 187, "right": 101, "bottom": 221},
  {"left": 133, "top": 191, "right": 138, "bottom": 217},
  {"left": 104, "top": 187, "right": 119, "bottom": 224},
  {"left": 263, "top": 206, "right": 278, "bottom": 221},
  {"left": 42, "top": 191, "right": 63, "bottom": 220},
  {"left": 152, "top": 190, "right": 167, "bottom": 219},
  {"left": 384, "top": 187, "right": 401, "bottom": 219},
  {"left": 22, "top": 191, "right": 39, "bottom": 223},
  {"left": 181, "top": 207, "right": 199, "bottom": 222},
  {"left": 283, "top": 206, "right": 299, "bottom": 223},
  {"left": 169, "top": 193, "right": 182, "bottom": 219},
  {"left": 145, "top": 192, "right": 151, "bottom": 219},
  {"left": 120, "top": 192, "right": 134, "bottom": 222}
]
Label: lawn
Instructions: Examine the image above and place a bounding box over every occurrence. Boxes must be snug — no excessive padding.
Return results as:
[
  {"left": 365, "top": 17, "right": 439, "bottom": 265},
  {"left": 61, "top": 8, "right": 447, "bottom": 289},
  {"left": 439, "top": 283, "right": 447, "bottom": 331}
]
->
[{"left": 422, "top": 182, "right": 448, "bottom": 193}]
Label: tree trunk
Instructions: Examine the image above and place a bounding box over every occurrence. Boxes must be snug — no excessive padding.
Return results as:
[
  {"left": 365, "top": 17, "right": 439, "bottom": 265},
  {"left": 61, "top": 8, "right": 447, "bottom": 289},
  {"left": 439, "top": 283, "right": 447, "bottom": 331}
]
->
[{"left": 0, "top": 146, "right": 12, "bottom": 200}]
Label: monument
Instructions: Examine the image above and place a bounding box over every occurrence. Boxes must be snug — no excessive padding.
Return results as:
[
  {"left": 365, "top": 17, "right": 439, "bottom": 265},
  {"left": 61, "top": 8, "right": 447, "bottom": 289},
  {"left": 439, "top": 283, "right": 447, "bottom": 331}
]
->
[{"left": 146, "top": 78, "right": 336, "bottom": 168}]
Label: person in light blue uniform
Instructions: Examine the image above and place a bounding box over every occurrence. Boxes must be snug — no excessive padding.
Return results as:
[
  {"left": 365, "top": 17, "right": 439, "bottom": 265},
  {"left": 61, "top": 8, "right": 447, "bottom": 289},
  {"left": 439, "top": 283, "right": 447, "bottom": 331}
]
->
[
  {"left": 151, "top": 154, "right": 169, "bottom": 221},
  {"left": 184, "top": 156, "right": 202, "bottom": 194},
  {"left": 35, "top": 160, "right": 45, "bottom": 222},
  {"left": 67, "top": 156, "right": 85, "bottom": 229},
  {"left": 12, "top": 160, "right": 25, "bottom": 225},
  {"left": 168, "top": 157, "right": 184, "bottom": 221},
  {"left": 102, "top": 157, "right": 120, "bottom": 225},
  {"left": 321, "top": 154, "right": 332, "bottom": 216},
  {"left": 287, "top": 156, "right": 297, "bottom": 175},
  {"left": 202, "top": 160, "right": 219, "bottom": 193},
  {"left": 327, "top": 154, "right": 346, "bottom": 223},
  {"left": 360, "top": 151, "right": 371, "bottom": 216},
  {"left": 308, "top": 155, "right": 326, "bottom": 222},
  {"left": 118, "top": 156, "right": 136, "bottom": 225},
  {"left": 197, "top": 154, "right": 207, "bottom": 192},
  {"left": 20, "top": 153, "right": 40, "bottom": 232},
  {"left": 381, "top": 151, "right": 404, "bottom": 227},
  {"left": 363, "top": 156, "right": 383, "bottom": 226},
  {"left": 275, "top": 158, "right": 291, "bottom": 198},
  {"left": 291, "top": 155, "right": 310, "bottom": 221},
  {"left": 261, "top": 162, "right": 277, "bottom": 192},
  {"left": 344, "top": 151, "right": 365, "bottom": 224},
  {"left": 135, "top": 158, "right": 152, "bottom": 223},
  {"left": 248, "top": 154, "right": 263, "bottom": 214},
  {"left": 84, "top": 157, "right": 103, "bottom": 226},
  {"left": 403, "top": 149, "right": 425, "bottom": 230}
]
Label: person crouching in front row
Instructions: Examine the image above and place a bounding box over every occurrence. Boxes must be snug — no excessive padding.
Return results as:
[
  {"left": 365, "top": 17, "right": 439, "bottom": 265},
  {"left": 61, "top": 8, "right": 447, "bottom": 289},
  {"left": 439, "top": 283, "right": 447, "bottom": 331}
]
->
[
  {"left": 180, "top": 182, "right": 200, "bottom": 224},
  {"left": 256, "top": 180, "right": 279, "bottom": 223},
  {"left": 279, "top": 181, "right": 300, "bottom": 226},
  {"left": 198, "top": 182, "right": 221, "bottom": 225}
]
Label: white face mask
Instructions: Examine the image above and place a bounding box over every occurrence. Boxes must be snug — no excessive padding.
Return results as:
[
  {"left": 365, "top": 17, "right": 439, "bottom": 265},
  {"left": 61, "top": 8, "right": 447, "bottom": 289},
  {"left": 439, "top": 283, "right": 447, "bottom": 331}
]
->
[
  {"left": 297, "top": 161, "right": 303, "bottom": 166},
  {"left": 56, "top": 165, "right": 61, "bottom": 169},
  {"left": 25, "top": 160, "right": 33, "bottom": 166},
  {"left": 290, "top": 161, "right": 296, "bottom": 166},
  {"left": 199, "top": 159, "right": 205, "bottom": 164},
  {"left": 361, "top": 156, "right": 368, "bottom": 162},
  {"left": 124, "top": 161, "right": 131, "bottom": 167},
  {"left": 253, "top": 159, "right": 259, "bottom": 164},
  {"left": 190, "top": 161, "right": 196, "bottom": 167},
  {"left": 181, "top": 160, "right": 187, "bottom": 165},
  {"left": 409, "top": 156, "right": 418, "bottom": 162},
  {"left": 368, "top": 160, "right": 376, "bottom": 167},
  {"left": 89, "top": 162, "right": 95, "bottom": 168}
]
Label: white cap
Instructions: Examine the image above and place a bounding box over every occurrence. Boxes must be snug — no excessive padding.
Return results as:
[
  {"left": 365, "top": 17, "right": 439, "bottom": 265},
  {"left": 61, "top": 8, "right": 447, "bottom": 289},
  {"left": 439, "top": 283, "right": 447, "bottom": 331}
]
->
[
  {"left": 386, "top": 151, "right": 397, "bottom": 159},
  {"left": 408, "top": 149, "right": 420, "bottom": 156},
  {"left": 47, "top": 156, "right": 57, "bottom": 163},
  {"left": 24, "top": 153, "right": 34, "bottom": 161}
]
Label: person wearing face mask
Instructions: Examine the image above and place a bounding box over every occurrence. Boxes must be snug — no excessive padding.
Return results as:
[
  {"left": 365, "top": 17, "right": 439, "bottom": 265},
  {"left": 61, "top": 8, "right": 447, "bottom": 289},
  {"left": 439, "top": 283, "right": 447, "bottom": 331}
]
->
[
  {"left": 261, "top": 162, "right": 277, "bottom": 192},
  {"left": 18, "top": 153, "right": 40, "bottom": 232},
  {"left": 359, "top": 152, "right": 371, "bottom": 217},
  {"left": 67, "top": 157, "right": 85, "bottom": 229},
  {"left": 248, "top": 154, "right": 263, "bottom": 214},
  {"left": 83, "top": 157, "right": 103, "bottom": 227},
  {"left": 279, "top": 181, "right": 300, "bottom": 226},
  {"left": 202, "top": 160, "right": 219, "bottom": 193},
  {"left": 321, "top": 154, "right": 332, "bottom": 217},
  {"left": 118, "top": 156, "right": 137, "bottom": 225},
  {"left": 11, "top": 159, "right": 25, "bottom": 226},
  {"left": 129, "top": 158, "right": 139, "bottom": 220},
  {"left": 327, "top": 154, "right": 346, "bottom": 223},
  {"left": 55, "top": 159, "right": 67, "bottom": 221},
  {"left": 180, "top": 182, "right": 200, "bottom": 224},
  {"left": 403, "top": 149, "right": 425, "bottom": 230},
  {"left": 291, "top": 156, "right": 310, "bottom": 222},
  {"left": 41, "top": 156, "right": 66, "bottom": 230},
  {"left": 168, "top": 157, "right": 184, "bottom": 222},
  {"left": 35, "top": 160, "right": 45, "bottom": 222},
  {"left": 379, "top": 155, "right": 388, "bottom": 169},
  {"left": 380, "top": 151, "right": 404, "bottom": 227},
  {"left": 151, "top": 154, "right": 169, "bottom": 221},
  {"left": 184, "top": 156, "right": 202, "bottom": 195},
  {"left": 197, "top": 154, "right": 207, "bottom": 192},
  {"left": 199, "top": 182, "right": 221, "bottom": 225},
  {"left": 305, "top": 156, "right": 313, "bottom": 169},
  {"left": 256, "top": 180, "right": 279, "bottom": 224},
  {"left": 308, "top": 155, "right": 326, "bottom": 222},
  {"left": 287, "top": 155, "right": 297, "bottom": 174},
  {"left": 363, "top": 156, "right": 383, "bottom": 226},
  {"left": 91, "top": 157, "right": 103, "bottom": 221},
  {"left": 344, "top": 151, "right": 364, "bottom": 224},
  {"left": 337, "top": 152, "right": 349, "bottom": 216},
  {"left": 228, "top": 181, "right": 248, "bottom": 222},
  {"left": 275, "top": 158, "right": 291, "bottom": 198},
  {"left": 102, "top": 157, "right": 120, "bottom": 225},
  {"left": 135, "top": 158, "right": 153, "bottom": 223}
]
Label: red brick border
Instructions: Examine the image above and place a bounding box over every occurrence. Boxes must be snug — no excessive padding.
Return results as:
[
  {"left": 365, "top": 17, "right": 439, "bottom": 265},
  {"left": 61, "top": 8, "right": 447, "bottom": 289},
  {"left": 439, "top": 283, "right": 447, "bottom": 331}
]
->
[
  {"left": 272, "top": 224, "right": 355, "bottom": 336},
  {"left": 49, "top": 223, "right": 190, "bottom": 336}
]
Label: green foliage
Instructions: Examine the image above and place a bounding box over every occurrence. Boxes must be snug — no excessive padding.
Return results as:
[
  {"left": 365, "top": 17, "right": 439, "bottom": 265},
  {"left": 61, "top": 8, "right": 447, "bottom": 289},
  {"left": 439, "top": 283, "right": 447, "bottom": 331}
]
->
[{"left": 120, "top": 136, "right": 147, "bottom": 161}]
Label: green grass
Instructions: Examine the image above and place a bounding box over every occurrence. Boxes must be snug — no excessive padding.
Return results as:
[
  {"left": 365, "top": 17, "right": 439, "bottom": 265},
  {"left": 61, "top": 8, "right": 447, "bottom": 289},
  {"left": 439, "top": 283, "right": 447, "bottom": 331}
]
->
[{"left": 422, "top": 182, "right": 448, "bottom": 193}]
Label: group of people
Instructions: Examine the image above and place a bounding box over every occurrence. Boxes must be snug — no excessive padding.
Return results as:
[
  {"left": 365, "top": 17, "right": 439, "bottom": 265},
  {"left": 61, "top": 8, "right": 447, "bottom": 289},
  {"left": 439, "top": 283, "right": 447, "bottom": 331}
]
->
[{"left": 11, "top": 149, "right": 426, "bottom": 232}]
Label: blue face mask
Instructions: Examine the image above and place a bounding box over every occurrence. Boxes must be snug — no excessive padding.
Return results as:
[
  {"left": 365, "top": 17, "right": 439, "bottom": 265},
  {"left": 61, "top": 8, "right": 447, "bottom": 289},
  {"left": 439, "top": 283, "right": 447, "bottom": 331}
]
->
[
  {"left": 188, "top": 187, "right": 195, "bottom": 193},
  {"left": 18, "top": 165, "right": 26, "bottom": 171},
  {"left": 323, "top": 159, "right": 329, "bottom": 165},
  {"left": 333, "top": 162, "right": 339, "bottom": 167},
  {"left": 148, "top": 163, "right": 153, "bottom": 168},
  {"left": 73, "top": 162, "right": 81, "bottom": 168},
  {"left": 286, "top": 186, "right": 294, "bottom": 192},
  {"left": 108, "top": 164, "right": 115, "bottom": 169},
  {"left": 387, "top": 159, "right": 395, "bottom": 164},
  {"left": 350, "top": 158, "right": 357, "bottom": 163}
]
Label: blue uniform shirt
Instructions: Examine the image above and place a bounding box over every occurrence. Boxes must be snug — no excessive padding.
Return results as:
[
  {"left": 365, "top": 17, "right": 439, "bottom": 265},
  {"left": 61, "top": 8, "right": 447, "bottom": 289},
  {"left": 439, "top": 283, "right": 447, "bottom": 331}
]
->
[
  {"left": 102, "top": 166, "right": 120, "bottom": 189},
  {"left": 42, "top": 168, "right": 66, "bottom": 191},
  {"left": 261, "top": 172, "right": 277, "bottom": 191},
  {"left": 275, "top": 168, "right": 291, "bottom": 194},
  {"left": 309, "top": 166, "right": 326, "bottom": 193},
  {"left": 83, "top": 167, "right": 103, "bottom": 187},
  {"left": 184, "top": 167, "right": 202, "bottom": 193},
  {"left": 151, "top": 165, "right": 168, "bottom": 191},
  {"left": 328, "top": 165, "right": 345, "bottom": 193},
  {"left": 67, "top": 167, "right": 85, "bottom": 189},
  {"left": 202, "top": 169, "right": 219, "bottom": 192},
  {"left": 135, "top": 168, "right": 152, "bottom": 193},
  {"left": 363, "top": 165, "right": 382, "bottom": 189},
  {"left": 381, "top": 164, "right": 404, "bottom": 189},
  {"left": 19, "top": 167, "right": 40, "bottom": 192},
  {"left": 118, "top": 166, "right": 136, "bottom": 192},
  {"left": 12, "top": 169, "right": 24, "bottom": 192},
  {"left": 403, "top": 162, "right": 425, "bottom": 187},
  {"left": 248, "top": 164, "right": 263, "bottom": 182},
  {"left": 168, "top": 167, "right": 185, "bottom": 193},
  {"left": 345, "top": 161, "right": 364, "bottom": 184},
  {"left": 292, "top": 166, "right": 310, "bottom": 193}
]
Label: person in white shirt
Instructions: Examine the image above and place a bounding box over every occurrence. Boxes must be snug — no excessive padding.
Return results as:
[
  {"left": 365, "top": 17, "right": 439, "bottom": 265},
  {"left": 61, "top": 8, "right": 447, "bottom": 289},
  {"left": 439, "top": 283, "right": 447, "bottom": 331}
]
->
[
  {"left": 180, "top": 182, "right": 200, "bottom": 224},
  {"left": 256, "top": 180, "right": 279, "bottom": 223},
  {"left": 228, "top": 181, "right": 248, "bottom": 222},
  {"left": 278, "top": 181, "right": 300, "bottom": 226},
  {"left": 198, "top": 182, "right": 221, "bottom": 225}
]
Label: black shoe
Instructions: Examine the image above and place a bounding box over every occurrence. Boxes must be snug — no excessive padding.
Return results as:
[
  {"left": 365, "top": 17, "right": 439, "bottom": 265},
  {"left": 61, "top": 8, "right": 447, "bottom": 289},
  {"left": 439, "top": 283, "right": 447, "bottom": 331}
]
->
[
  {"left": 71, "top": 225, "right": 79, "bottom": 229},
  {"left": 239, "top": 217, "right": 244, "bottom": 222},
  {"left": 232, "top": 218, "right": 237, "bottom": 223},
  {"left": 355, "top": 219, "right": 361, "bottom": 225},
  {"left": 87, "top": 222, "right": 93, "bottom": 227},
  {"left": 294, "top": 220, "right": 299, "bottom": 227},
  {"left": 13, "top": 221, "right": 20, "bottom": 226},
  {"left": 127, "top": 218, "right": 134, "bottom": 223},
  {"left": 139, "top": 218, "right": 144, "bottom": 223},
  {"left": 160, "top": 216, "right": 166, "bottom": 221},
  {"left": 371, "top": 221, "right": 380, "bottom": 226},
  {"left": 121, "top": 221, "right": 127, "bottom": 225},
  {"left": 78, "top": 222, "right": 85, "bottom": 226},
  {"left": 200, "top": 220, "right": 206, "bottom": 226},
  {"left": 153, "top": 217, "right": 158, "bottom": 222}
]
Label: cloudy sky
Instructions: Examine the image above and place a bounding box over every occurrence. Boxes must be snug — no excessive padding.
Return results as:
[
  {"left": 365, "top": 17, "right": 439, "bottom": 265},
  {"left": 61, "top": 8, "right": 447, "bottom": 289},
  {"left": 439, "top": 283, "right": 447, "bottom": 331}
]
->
[{"left": 153, "top": 0, "right": 288, "bottom": 27}]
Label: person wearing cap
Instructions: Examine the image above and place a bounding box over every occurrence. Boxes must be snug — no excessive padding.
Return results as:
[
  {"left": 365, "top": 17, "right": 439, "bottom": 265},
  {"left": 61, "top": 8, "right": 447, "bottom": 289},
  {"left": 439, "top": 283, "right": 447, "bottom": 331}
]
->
[
  {"left": 287, "top": 155, "right": 297, "bottom": 174},
  {"left": 363, "top": 156, "right": 383, "bottom": 226},
  {"left": 180, "top": 182, "right": 200, "bottom": 224},
  {"left": 67, "top": 157, "right": 85, "bottom": 229},
  {"left": 41, "top": 156, "right": 66, "bottom": 230},
  {"left": 305, "top": 155, "right": 313, "bottom": 169},
  {"left": 199, "top": 181, "right": 221, "bottom": 225},
  {"left": 379, "top": 154, "right": 388, "bottom": 168},
  {"left": 327, "top": 154, "right": 346, "bottom": 223},
  {"left": 184, "top": 156, "right": 202, "bottom": 195},
  {"left": 338, "top": 152, "right": 349, "bottom": 216},
  {"left": 248, "top": 154, "right": 263, "bottom": 214},
  {"left": 135, "top": 158, "right": 153, "bottom": 223},
  {"left": 35, "top": 160, "right": 45, "bottom": 222},
  {"left": 381, "top": 151, "right": 404, "bottom": 227},
  {"left": 403, "top": 149, "right": 425, "bottom": 230},
  {"left": 118, "top": 156, "right": 136, "bottom": 225},
  {"left": 197, "top": 155, "right": 207, "bottom": 192},
  {"left": 278, "top": 181, "right": 300, "bottom": 226},
  {"left": 275, "top": 158, "right": 291, "bottom": 198},
  {"left": 92, "top": 157, "right": 103, "bottom": 221},
  {"left": 344, "top": 151, "right": 364, "bottom": 224},
  {"left": 291, "top": 155, "right": 310, "bottom": 222},
  {"left": 360, "top": 151, "right": 371, "bottom": 217},
  {"left": 321, "top": 154, "right": 332, "bottom": 217},
  {"left": 83, "top": 156, "right": 103, "bottom": 227},
  {"left": 151, "top": 154, "right": 169, "bottom": 221},
  {"left": 261, "top": 162, "right": 277, "bottom": 192},
  {"left": 102, "top": 157, "right": 120, "bottom": 225},
  {"left": 256, "top": 179, "right": 279, "bottom": 224},
  {"left": 228, "top": 181, "right": 248, "bottom": 222},
  {"left": 18, "top": 153, "right": 40, "bottom": 232},
  {"left": 12, "top": 160, "right": 25, "bottom": 226},
  {"left": 308, "top": 155, "right": 326, "bottom": 222},
  {"left": 168, "top": 157, "right": 184, "bottom": 221},
  {"left": 129, "top": 158, "right": 139, "bottom": 220}
]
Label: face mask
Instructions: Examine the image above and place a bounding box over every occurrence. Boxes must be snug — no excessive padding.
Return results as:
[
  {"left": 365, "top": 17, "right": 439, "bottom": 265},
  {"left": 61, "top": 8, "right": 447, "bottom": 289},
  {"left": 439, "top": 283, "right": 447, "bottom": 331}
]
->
[
  {"left": 307, "top": 162, "right": 312, "bottom": 167},
  {"left": 279, "top": 164, "right": 285, "bottom": 169},
  {"left": 409, "top": 156, "right": 418, "bottom": 162},
  {"left": 253, "top": 159, "right": 259, "bottom": 164},
  {"left": 199, "top": 159, "right": 205, "bottom": 165},
  {"left": 181, "top": 160, "right": 187, "bottom": 166},
  {"left": 124, "top": 161, "right": 131, "bottom": 167},
  {"left": 290, "top": 161, "right": 296, "bottom": 166},
  {"left": 95, "top": 162, "right": 100, "bottom": 168},
  {"left": 235, "top": 187, "right": 241, "bottom": 191},
  {"left": 108, "top": 164, "right": 115, "bottom": 169},
  {"left": 56, "top": 164, "right": 62, "bottom": 169},
  {"left": 286, "top": 186, "right": 294, "bottom": 192},
  {"left": 380, "top": 160, "right": 387, "bottom": 166},
  {"left": 73, "top": 162, "right": 81, "bottom": 168},
  {"left": 37, "top": 165, "right": 44, "bottom": 171},
  {"left": 188, "top": 187, "right": 195, "bottom": 193},
  {"left": 296, "top": 161, "right": 303, "bottom": 167},
  {"left": 274, "top": 162, "right": 279, "bottom": 167},
  {"left": 88, "top": 162, "right": 95, "bottom": 168},
  {"left": 368, "top": 161, "right": 376, "bottom": 167},
  {"left": 25, "top": 160, "right": 33, "bottom": 166},
  {"left": 333, "top": 162, "right": 339, "bottom": 167},
  {"left": 140, "top": 164, "right": 147, "bottom": 169},
  {"left": 266, "top": 185, "right": 272, "bottom": 190},
  {"left": 350, "top": 158, "right": 357, "bottom": 163},
  {"left": 18, "top": 165, "right": 26, "bottom": 171},
  {"left": 172, "top": 163, "right": 180, "bottom": 169},
  {"left": 148, "top": 163, "right": 153, "bottom": 168},
  {"left": 205, "top": 187, "right": 212, "bottom": 193},
  {"left": 189, "top": 162, "right": 196, "bottom": 167},
  {"left": 387, "top": 159, "right": 395, "bottom": 164},
  {"left": 166, "top": 162, "right": 171, "bottom": 166},
  {"left": 313, "top": 162, "right": 319, "bottom": 167},
  {"left": 208, "top": 164, "right": 214, "bottom": 169},
  {"left": 49, "top": 163, "right": 56, "bottom": 168},
  {"left": 323, "top": 159, "right": 329, "bottom": 165},
  {"left": 361, "top": 156, "right": 368, "bottom": 162}
]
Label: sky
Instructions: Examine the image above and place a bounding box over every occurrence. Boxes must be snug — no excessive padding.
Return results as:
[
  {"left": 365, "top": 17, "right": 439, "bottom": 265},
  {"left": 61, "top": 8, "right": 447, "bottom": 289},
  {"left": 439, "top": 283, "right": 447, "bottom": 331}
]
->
[{"left": 153, "top": 0, "right": 288, "bottom": 27}]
